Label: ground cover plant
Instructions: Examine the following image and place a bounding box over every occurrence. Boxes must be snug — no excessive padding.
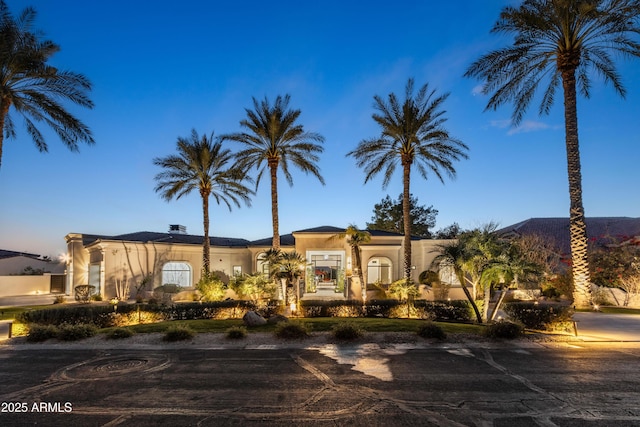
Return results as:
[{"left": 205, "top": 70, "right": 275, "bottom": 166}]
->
[
  {"left": 225, "top": 325, "right": 248, "bottom": 340},
  {"left": 25, "top": 324, "right": 58, "bottom": 342},
  {"left": 163, "top": 324, "right": 195, "bottom": 341},
  {"left": 416, "top": 322, "right": 447, "bottom": 340},
  {"left": 105, "top": 327, "right": 135, "bottom": 340},
  {"left": 483, "top": 320, "right": 524, "bottom": 340},
  {"left": 56, "top": 323, "right": 97, "bottom": 341},
  {"left": 274, "top": 321, "right": 310, "bottom": 339},
  {"left": 331, "top": 321, "right": 364, "bottom": 341},
  {"left": 26, "top": 323, "right": 97, "bottom": 342}
]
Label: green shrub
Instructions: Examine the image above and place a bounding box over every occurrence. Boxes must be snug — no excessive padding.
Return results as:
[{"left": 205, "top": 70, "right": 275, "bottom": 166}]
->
[
  {"left": 16, "top": 301, "right": 256, "bottom": 328},
  {"left": 196, "top": 273, "right": 227, "bottom": 302},
  {"left": 26, "top": 324, "right": 59, "bottom": 342},
  {"left": 274, "top": 321, "right": 310, "bottom": 340},
  {"left": 158, "top": 284, "right": 181, "bottom": 294},
  {"left": 503, "top": 302, "right": 573, "bottom": 330},
  {"left": 231, "top": 273, "right": 277, "bottom": 303},
  {"left": 484, "top": 321, "right": 524, "bottom": 340},
  {"left": 106, "top": 327, "right": 134, "bottom": 340},
  {"left": 387, "top": 278, "right": 420, "bottom": 301},
  {"left": 299, "top": 299, "right": 363, "bottom": 317},
  {"left": 414, "top": 300, "right": 472, "bottom": 322},
  {"left": 90, "top": 294, "right": 103, "bottom": 302},
  {"left": 540, "top": 285, "right": 561, "bottom": 299},
  {"left": 364, "top": 299, "right": 402, "bottom": 318},
  {"left": 225, "top": 325, "right": 248, "bottom": 340},
  {"left": 331, "top": 321, "right": 363, "bottom": 341},
  {"left": 416, "top": 322, "right": 446, "bottom": 340},
  {"left": 57, "top": 323, "right": 97, "bottom": 341},
  {"left": 163, "top": 324, "right": 195, "bottom": 341},
  {"left": 256, "top": 300, "right": 283, "bottom": 318}
]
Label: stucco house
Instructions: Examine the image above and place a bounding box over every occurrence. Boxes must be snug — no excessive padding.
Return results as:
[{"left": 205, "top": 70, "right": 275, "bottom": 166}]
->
[{"left": 64, "top": 225, "right": 461, "bottom": 302}]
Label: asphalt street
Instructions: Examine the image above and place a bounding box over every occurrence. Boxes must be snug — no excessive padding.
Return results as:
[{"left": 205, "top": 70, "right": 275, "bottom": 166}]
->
[{"left": 1, "top": 341, "right": 640, "bottom": 426}]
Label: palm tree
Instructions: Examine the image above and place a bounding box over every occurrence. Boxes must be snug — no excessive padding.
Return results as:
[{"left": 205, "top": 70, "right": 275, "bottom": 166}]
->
[
  {"left": 270, "top": 250, "right": 307, "bottom": 306},
  {"left": 225, "top": 95, "right": 325, "bottom": 249},
  {"left": 333, "top": 225, "right": 371, "bottom": 300},
  {"left": 482, "top": 242, "right": 543, "bottom": 321},
  {"left": 153, "top": 130, "right": 253, "bottom": 273},
  {"left": 462, "top": 225, "right": 505, "bottom": 321},
  {"left": 431, "top": 241, "right": 483, "bottom": 323},
  {"left": 260, "top": 247, "right": 283, "bottom": 281},
  {"left": 465, "top": 0, "right": 640, "bottom": 308},
  {"left": 348, "top": 78, "right": 468, "bottom": 283},
  {"left": 0, "top": 1, "right": 94, "bottom": 170}
]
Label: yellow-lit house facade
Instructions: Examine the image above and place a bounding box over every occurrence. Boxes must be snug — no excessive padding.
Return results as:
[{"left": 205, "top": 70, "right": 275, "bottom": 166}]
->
[{"left": 64, "top": 225, "right": 464, "bottom": 302}]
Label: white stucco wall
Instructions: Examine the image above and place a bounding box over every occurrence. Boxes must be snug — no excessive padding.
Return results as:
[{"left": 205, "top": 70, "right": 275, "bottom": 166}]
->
[{"left": 0, "top": 275, "right": 54, "bottom": 297}]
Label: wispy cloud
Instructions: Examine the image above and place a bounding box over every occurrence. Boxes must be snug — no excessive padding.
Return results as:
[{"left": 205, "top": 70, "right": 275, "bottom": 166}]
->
[
  {"left": 490, "top": 119, "right": 512, "bottom": 129},
  {"left": 489, "top": 119, "right": 556, "bottom": 135},
  {"left": 471, "top": 84, "right": 484, "bottom": 96}
]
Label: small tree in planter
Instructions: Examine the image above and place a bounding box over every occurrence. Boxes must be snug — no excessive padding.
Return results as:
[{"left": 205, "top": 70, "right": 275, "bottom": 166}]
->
[
  {"left": 388, "top": 278, "right": 420, "bottom": 318},
  {"left": 74, "top": 285, "right": 96, "bottom": 303}
]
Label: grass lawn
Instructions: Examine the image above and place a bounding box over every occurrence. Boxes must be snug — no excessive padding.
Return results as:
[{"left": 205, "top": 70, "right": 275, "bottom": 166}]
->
[
  {"left": 115, "top": 317, "right": 484, "bottom": 336},
  {"left": 0, "top": 305, "right": 54, "bottom": 321},
  {"left": 595, "top": 306, "right": 640, "bottom": 315}
]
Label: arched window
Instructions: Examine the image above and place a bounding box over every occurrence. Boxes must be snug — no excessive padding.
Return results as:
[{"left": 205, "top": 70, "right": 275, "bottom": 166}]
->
[
  {"left": 162, "top": 262, "right": 191, "bottom": 288},
  {"left": 256, "top": 252, "right": 270, "bottom": 277},
  {"left": 367, "top": 257, "right": 392, "bottom": 285}
]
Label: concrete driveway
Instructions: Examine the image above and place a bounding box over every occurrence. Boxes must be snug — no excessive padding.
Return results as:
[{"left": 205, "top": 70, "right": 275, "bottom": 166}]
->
[{"left": 573, "top": 312, "right": 640, "bottom": 341}]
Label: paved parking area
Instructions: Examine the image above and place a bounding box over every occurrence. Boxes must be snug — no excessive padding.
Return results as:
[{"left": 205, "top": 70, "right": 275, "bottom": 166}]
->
[{"left": 1, "top": 342, "right": 640, "bottom": 426}]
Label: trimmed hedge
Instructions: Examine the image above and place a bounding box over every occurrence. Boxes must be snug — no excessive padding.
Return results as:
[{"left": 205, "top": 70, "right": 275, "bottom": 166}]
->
[
  {"left": 17, "top": 299, "right": 475, "bottom": 329},
  {"left": 300, "top": 299, "right": 364, "bottom": 317},
  {"left": 17, "top": 301, "right": 259, "bottom": 328},
  {"left": 413, "top": 300, "right": 472, "bottom": 322},
  {"left": 299, "top": 299, "right": 472, "bottom": 322},
  {"left": 503, "top": 302, "right": 574, "bottom": 330}
]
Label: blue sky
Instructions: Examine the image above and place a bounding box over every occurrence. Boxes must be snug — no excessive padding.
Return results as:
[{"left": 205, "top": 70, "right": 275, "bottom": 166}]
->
[{"left": 1, "top": 0, "right": 639, "bottom": 258}]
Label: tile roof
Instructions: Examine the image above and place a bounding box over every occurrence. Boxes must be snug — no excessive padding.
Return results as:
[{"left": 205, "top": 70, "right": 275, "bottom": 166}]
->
[
  {"left": 78, "top": 224, "right": 418, "bottom": 250},
  {"left": 249, "top": 234, "right": 295, "bottom": 247},
  {"left": 0, "top": 249, "right": 42, "bottom": 260},
  {"left": 293, "top": 225, "right": 346, "bottom": 234},
  {"left": 497, "top": 217, "right": 640, "bottom": 255},
  {"left": 293, "top": 226, "right": 406, "bottom": 238},
  {"left": 86, "top": 232, "right": 251, "bottom": 248}
]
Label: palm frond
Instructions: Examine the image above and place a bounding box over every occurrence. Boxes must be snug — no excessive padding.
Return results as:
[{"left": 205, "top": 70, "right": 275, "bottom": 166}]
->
[
  {"left": 465, "top": 0, "right": 640, "bottom": 125},
  {"left": 0, "top": 1, "right": 94, "bottom": 167}
]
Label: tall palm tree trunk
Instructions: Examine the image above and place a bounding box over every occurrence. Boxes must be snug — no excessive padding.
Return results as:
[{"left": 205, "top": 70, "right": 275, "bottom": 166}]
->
[
  {"left": 201, "top": 190, "right": 211, "bottom": 274},
  {"left": 402, "top": 160, "right": 412, "bottom": 282},
  {"left": 562, "top": 68, "right": 592, "bottom": 309},
  {"left": 269, "top": 159, "right": 281, "bottom": 250}
]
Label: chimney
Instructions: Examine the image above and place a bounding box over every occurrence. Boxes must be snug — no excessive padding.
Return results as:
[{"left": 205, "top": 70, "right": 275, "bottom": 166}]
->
[{"left": 169, "top": 224, "right": 187, "bottom": 234}]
